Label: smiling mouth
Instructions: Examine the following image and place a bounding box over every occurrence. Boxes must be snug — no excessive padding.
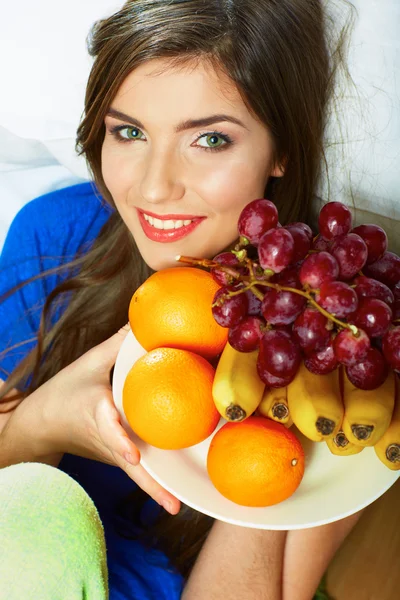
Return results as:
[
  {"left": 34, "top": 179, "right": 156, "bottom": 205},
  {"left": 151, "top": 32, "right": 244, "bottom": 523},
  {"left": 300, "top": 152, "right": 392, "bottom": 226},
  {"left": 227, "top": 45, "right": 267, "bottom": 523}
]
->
[
  {"left": 139, "top": 210, "right": 204, "bottom": 231},
  {"left": 137, "top": 209, "right": 206, "bottom": 243}
]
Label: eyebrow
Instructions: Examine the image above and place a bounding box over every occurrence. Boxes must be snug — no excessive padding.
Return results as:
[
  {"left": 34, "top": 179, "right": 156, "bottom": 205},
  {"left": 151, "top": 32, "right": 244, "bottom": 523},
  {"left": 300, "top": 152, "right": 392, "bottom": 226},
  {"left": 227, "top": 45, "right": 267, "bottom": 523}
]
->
[{"left": 106, "top": 108, "right": 248, "bottom": 132}]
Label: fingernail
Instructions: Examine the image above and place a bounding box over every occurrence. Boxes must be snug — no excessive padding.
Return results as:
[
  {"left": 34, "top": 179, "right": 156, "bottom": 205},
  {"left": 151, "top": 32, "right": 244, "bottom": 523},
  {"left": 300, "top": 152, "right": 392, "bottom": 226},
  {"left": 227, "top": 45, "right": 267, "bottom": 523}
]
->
[
  {"left": 124, "top": 452, "right": 139, "bottom": 466},
  {"left": 161, "top": 499, "right": 173, "bottom": 514}
]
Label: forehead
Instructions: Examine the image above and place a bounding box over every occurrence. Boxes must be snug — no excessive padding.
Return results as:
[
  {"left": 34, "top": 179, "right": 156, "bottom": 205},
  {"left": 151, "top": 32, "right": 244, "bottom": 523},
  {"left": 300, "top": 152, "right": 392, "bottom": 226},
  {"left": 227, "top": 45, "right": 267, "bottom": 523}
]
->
[{"left": 113, "top": 57, "right": 247, "bottom": 116}]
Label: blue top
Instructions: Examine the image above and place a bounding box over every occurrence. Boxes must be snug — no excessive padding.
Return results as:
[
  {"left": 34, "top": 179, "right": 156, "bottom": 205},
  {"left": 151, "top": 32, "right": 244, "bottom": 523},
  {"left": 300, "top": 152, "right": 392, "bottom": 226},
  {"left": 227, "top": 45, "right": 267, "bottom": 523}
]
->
[{"left": 0, "top": 182, "right": 184, "bottom": 600}]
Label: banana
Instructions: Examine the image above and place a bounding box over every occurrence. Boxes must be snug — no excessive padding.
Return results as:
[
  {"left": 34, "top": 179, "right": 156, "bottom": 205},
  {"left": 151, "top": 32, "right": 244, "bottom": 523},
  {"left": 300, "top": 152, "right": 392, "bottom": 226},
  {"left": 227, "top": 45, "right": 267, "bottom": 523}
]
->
[
  {"left": 287, "top": 363, "right": 343, "bottom": 442},
  {"left": 342, "top": 370, "right": 395, "bottom": 447},
  {"left": 258, "top": 386, "right": 292, "bottom": 425},
  {"left": 212, "top": 342, "right": 265, "bottom": 422},
  {"left": 374, "top": 375, "right": 400, "bottom": 470},
  {"left": 326, "top": 430, "right": 364, "bottom": 456}
]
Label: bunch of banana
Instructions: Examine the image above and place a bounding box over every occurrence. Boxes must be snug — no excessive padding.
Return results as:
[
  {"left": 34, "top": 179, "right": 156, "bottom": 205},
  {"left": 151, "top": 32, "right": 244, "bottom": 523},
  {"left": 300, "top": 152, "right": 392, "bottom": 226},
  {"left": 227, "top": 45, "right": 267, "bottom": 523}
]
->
[
  {"left": 287, "top": 363, "right": 343, "bottom": 442},
  {"left": 212, "top": 342, "right": 265, "bottom": 422},
  {"left": 342, "top": 370, "right": 395, "bottom": 447},
  {"left": 212, "top": 341, "right": 399, "bottom": 471},
  {"left": 374, "top": 375, "right": 400, "bottom": 470},
  {"left": 326, "top": 430, "right": 364, "bottom": 456},
  {"left": 258, "top": 386, "right": 293, "bottom": 428}
]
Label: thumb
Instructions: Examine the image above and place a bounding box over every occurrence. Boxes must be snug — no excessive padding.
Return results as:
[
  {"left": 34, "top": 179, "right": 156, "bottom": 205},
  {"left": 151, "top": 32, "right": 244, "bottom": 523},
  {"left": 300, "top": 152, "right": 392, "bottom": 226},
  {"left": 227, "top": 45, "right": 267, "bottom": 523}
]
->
[{"left": 90, "top": 323, "right": 131, "bottom": 373}]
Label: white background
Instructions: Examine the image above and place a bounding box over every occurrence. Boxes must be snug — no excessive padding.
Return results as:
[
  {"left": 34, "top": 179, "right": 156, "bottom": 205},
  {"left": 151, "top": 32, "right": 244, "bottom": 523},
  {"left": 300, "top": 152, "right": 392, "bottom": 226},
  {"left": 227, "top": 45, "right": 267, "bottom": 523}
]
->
[{"left": 0, "top": 0, "right": 399, "bottom": 247}]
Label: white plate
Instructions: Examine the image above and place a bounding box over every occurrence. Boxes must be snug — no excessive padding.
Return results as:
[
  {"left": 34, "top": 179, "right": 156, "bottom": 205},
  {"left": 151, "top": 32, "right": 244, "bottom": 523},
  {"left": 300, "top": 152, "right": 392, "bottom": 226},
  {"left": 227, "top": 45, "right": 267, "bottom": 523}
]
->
[{"left": 113, "top": 330, "right": 400, "bottom": 530}]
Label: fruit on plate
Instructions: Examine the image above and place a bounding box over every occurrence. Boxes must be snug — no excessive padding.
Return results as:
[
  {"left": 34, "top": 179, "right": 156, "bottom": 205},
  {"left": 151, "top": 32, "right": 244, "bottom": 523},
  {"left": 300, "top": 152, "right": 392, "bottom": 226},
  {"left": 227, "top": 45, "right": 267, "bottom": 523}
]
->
[
  {"left": 177, "top": 200, "right": 399, "bottom": 396},
  {"left": 342, "top": 370, "right": 395, "bottom": 447},
  {"left": 326, "top": 430, "right": 364, "bottom": 456},
  {"left": 287, "top": 363, "right": 343, "bottom": 442},
  {"left": 212, "top": 341, "right": 265, "bottom": 422},
  {"left": 121, "top": 195, "right": 400, "bottom": 514},
  {"left": 374, "top": 376, "right": 400, "bottom": 470},
  {"left": 129, "top": 267, "right": 228, "bottom": 360},
  {"left": 207, "top": 417, "right": 305, "bottom": 507},
  {"left": 123, "top": 347, "right": 219, "bottom": 450},
  {"left": 258, "top": 385, "right": 293, "bottom": 427}
]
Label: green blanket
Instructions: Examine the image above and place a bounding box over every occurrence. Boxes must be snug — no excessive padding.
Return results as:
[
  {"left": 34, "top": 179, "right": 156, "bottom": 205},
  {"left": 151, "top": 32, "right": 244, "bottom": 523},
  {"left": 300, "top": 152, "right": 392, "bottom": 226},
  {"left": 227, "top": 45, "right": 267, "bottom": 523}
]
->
[{"left": 0, "top": 462, "right": 108, "bottom": 600}]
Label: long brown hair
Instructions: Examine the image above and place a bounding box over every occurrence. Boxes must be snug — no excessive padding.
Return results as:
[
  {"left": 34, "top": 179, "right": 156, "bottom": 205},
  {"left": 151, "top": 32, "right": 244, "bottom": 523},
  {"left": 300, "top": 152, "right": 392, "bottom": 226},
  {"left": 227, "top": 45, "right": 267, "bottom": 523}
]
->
[{"left": 1, "top": 0, "right": 354, "bottom": 577}]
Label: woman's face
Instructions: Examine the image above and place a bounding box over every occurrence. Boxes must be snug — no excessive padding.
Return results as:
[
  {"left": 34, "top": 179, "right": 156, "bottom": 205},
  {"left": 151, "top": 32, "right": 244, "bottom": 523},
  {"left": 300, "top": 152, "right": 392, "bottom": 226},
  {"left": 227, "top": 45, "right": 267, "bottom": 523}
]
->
[{"left": 102, "top": 58, "right": 283, "bottom": 271}]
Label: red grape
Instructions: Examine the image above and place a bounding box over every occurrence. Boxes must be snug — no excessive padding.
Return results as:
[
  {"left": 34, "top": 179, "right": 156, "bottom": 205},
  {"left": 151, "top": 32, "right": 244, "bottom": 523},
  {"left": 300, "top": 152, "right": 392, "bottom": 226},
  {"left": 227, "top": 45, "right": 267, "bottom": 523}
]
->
[
  {"left": 287, "top": 221, "right": 313, "bottom": 242},
  {"left": 211, "top": 252, "right": 243, "bottom": 286},
  {"left": 382, "top": 326, "right": 400, "bottom": 371},
  {"left": 393, "top": 282, "right": 400, "bottom": 301},
  {"left": 293, "top": 307, "right": 332, "bottom": 354},
  {"left": 245, "top": 289, "right": 263, "bottom": 316},
  {"left": 346, "top": 347, "right": 388, "bottom": 390},
  {"left": 352, "top": 224, "right": 388, "bottom": 264},
  {"left": 284, "top": 224, "right": 311, "bottom": 263},
  {"left": 304, "top": 339, "right": 338, "bottom": 374},
  {"left": 261, "top": 269, "right": 306, "bottom": 325},
  {"left": 363, "top": 252, "right": 400, "bottom": 289},
  {"left": 212, "top": 286, "right": 248, "bottom": 328},
  {"left": 393, "top": 300, "right": 400, "bottom": 321},
  {"left": 312, "top": 235, "right": 332, "bottom": 252},
  {"left": 350, "top": 297, "right": 393, "bottom": 338},
  {"left": 318, "top": 202, "right": 353, "bottom": 240},
  {"left": 316, "top": 281, "right": 358, "bottom": 318},
  {"left": 256, "top": 357, "right": 297, "bottom": 387},
  {"left": 258, "top": 227, "right": 294, "bottom": 273},
  {"left": 238, "top": 199, "right": 278, "bottom": 244},
  {"left": 228, "top": 316, "right": 265, "bottom": 352},
  {"left": 299, "top": 251, "right": 339, "bottom": 289},
  {"left": 333, "top": 328, "right": 370, "bottom": 366},
  {"left": 258, "top": 329, "right": 301, "bottom": 378},
  {"left": 353, "top": 276, "right": 394, "bottom": 307},
  {"left": 330, "top": 233, "right": 368, "bottom": 280}
]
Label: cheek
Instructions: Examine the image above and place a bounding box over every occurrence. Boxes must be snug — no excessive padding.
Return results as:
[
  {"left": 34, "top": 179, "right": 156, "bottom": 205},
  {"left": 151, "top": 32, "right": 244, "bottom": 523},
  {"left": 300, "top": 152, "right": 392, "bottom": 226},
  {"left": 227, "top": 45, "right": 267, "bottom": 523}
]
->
[
  {"left": 101, "top": 145, "right": 138, "bottom": 197},
  {"left": 196, "top": 157, "right": 269, "bottom": 213}
]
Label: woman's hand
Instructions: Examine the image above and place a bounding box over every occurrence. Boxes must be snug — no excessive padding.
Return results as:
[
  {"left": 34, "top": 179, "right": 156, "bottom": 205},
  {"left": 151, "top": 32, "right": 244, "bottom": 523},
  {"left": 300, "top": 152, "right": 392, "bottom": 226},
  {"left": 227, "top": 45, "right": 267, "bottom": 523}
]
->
[{"left": 4, "top": 324, "right": 180, "bottom": 515}]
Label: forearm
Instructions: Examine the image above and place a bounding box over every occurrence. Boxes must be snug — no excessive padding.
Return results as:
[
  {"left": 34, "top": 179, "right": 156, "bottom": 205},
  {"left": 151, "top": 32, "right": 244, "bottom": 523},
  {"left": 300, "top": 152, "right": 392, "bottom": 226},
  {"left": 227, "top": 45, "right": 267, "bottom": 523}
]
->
[
  {"left": 0, "top": 391, "right": 63, "bottom": 469},
  {"left": 283, "top": 511, "right": 363, "bottom": 600},
  {"left": 182, "top": 520, "right": 287, "bottom": 600}
]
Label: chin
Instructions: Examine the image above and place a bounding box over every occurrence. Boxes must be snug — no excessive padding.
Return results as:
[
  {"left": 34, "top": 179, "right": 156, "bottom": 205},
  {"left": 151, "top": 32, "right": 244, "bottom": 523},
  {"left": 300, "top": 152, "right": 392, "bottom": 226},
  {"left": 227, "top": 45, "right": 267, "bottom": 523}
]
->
[{"left": 141, "top": 253, "right": 182, "bottom": 272}]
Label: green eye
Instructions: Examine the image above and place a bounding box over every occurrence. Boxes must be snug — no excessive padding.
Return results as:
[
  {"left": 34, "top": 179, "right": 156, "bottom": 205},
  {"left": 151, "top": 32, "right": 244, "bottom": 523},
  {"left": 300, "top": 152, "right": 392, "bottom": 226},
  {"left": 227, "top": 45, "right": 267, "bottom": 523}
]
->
[
  {"left": 207, "top": 134, "right": 224, "bottom": 148},
  {"left": 198, "top": 134, "right": 226, "bottom": 149},
  {"left": 124, "top": 127, "right": 143, "bottom": 140}
]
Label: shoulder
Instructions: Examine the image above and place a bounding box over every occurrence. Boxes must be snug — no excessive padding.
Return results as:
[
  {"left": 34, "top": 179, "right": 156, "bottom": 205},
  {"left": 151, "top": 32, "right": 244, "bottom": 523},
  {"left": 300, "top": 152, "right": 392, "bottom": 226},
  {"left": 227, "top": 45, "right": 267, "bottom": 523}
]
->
[
  {"left": 0, "top": 183, "right": 113, "bottom": 380},
  {"left": 13, "top": 182, "right": 112, "bottom": 244},
  {"left": 3, "top": 182, "right": 113, "bottom": 260}
]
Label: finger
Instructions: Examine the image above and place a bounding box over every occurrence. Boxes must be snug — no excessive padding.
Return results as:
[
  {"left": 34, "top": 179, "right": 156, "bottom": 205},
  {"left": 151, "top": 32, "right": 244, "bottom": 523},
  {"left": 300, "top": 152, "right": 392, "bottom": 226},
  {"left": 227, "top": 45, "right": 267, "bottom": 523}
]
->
[
  {"left": 97, "top": 394, "right": 141, "bottom": 465},
  {"left": 97, "top": 396, "right": 180, "bottom": 515},
  {"left": 87, "top": 323, "right": 131, "bottom": 376},
  {"left": 121, "top": 460, "right": 181, "bottom": 516}
]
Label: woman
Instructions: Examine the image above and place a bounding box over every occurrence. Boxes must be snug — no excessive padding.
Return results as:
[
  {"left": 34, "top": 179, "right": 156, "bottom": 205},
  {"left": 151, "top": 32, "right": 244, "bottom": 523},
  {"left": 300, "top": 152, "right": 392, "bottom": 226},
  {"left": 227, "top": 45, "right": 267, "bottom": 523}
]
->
[{"left": 0, "top": 0, "right": 359, "bottom": 598}]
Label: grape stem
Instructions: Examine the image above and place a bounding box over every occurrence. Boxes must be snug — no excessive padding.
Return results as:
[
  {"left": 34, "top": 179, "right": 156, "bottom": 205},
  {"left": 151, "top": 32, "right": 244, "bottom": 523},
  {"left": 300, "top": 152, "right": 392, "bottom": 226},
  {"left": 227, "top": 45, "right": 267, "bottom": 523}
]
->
[
  {"left": 176, "top": 255, "right": 242, "bottom": 281},
  {"left": 176, "top": 255, "right": 359, "bottom": 335}
]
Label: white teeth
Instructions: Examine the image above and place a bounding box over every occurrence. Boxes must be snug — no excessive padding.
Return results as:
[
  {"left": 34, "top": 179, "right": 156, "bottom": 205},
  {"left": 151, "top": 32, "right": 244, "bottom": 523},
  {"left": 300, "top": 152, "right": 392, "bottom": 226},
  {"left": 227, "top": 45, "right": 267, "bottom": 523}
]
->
[
  {"left": 143, "top": 213, "right": 195, "bottom": 230},
  {"left": 153, "top": 217, "right": 164, "bottom": 229}
]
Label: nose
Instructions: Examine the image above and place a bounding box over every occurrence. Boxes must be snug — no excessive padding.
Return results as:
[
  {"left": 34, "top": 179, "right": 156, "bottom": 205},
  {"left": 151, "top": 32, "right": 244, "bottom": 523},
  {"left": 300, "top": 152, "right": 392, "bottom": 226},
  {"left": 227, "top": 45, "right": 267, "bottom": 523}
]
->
[{"left": 139, "top": 146, "right": 185, "bottom": 206}]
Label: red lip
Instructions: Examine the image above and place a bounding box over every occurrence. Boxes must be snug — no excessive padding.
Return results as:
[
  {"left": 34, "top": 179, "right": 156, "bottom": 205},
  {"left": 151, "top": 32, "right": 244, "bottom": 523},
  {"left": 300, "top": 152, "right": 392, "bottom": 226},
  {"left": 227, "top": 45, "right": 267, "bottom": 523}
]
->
[{"left": 137, "top": 210, "right": 205, "bottom": 243}]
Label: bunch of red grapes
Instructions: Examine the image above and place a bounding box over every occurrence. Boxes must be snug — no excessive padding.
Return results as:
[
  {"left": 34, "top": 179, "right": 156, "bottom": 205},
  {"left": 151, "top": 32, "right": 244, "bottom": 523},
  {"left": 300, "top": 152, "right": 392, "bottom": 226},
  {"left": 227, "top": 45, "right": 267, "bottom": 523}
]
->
[{"left": 209, "top": 200, "right": 400, "bottom": 391}]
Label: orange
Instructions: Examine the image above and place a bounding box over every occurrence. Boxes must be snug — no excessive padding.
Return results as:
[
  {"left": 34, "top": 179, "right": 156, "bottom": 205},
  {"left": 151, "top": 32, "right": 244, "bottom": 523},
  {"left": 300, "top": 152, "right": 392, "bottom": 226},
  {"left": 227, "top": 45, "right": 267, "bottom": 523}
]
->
[
  {"left": 129, "top": 267, "right": 228, "bottom": 360},
  {"left": 123, "top": 347, "right": 220, "bottom": 450},
  {"left": 207, "top": 417, "right": 305, "bottom": 507}
]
